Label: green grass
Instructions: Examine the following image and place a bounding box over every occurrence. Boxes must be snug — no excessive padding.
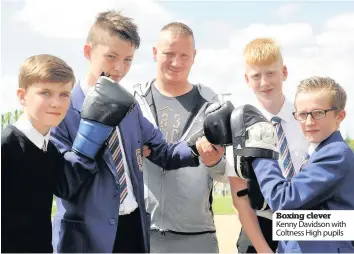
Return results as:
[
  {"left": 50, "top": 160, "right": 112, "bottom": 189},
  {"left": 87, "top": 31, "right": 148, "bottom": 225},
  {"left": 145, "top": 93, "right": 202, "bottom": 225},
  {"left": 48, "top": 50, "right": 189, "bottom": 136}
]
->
[
  {"left": 52, "top": 195, "right": 235, "bottom": 217},
  {"left": 51, "top": 201, "right": 56, "bottom": 217},
  {"left": 212, "top": 195, "right": 235, "bottom": 215}
]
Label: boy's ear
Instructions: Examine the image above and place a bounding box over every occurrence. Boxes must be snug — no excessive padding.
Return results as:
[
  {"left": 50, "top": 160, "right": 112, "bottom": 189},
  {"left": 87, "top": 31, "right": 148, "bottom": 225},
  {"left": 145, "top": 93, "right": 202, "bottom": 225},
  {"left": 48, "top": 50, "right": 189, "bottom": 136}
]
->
[
  {"left": 17, "top": 88, "right": 26, "bottom": 106},
  {"left": 244, "top": 73, "right": 250, "bottom": 84},
  {"left": 152, "top": 46, "right": 157, "bottom": 62},
  {"left": 282, "top": 65, "right": 288, "bottom": 81},
  {"left": 337, "top": 109, "right": 346, "bottom": 123},
  {"left": 84, "top": 43, "right": 92, "bottom": 60}
]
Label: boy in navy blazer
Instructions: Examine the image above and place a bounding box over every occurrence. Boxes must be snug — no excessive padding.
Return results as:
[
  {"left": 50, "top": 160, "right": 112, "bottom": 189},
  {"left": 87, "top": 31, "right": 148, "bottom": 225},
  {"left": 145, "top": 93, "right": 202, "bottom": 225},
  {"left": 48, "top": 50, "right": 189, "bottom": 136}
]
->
[
  {"left": 250, "top": 76, "right": 354, "bottom": 253},
  {"left": 50, "top": 10, "right": 224, "bottom": 253}
]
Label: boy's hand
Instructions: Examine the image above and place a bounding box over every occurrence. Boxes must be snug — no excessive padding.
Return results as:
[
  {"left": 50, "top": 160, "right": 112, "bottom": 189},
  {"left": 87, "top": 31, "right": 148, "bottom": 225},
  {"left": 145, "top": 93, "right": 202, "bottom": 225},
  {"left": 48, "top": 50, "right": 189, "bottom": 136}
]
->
[
  {"left": 196, "top": 136, "right": 225, "bottom": 166},
  {"left": 142, "top": 145, "right": 151, "bottom": 157}
]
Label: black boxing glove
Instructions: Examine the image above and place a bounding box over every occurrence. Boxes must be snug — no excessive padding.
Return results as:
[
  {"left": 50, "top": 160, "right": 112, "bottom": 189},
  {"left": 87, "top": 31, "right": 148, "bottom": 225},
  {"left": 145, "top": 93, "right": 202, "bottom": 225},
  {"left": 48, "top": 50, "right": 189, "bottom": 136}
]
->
[
  {"left": 72, "top": 75, "right": 136, "bottom": 159},
  {"left": 203, "top": 101, "right": 235, "bottom": 146}
]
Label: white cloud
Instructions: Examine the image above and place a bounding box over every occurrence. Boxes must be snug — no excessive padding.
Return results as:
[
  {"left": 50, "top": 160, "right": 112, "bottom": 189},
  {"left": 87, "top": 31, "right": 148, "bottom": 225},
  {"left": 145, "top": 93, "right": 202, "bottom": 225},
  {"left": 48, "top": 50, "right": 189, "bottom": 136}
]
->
[
  {"left": 324, "top": 12, "right": 354, "bottom": 30},
  {"left": 14, "top": 0, "right": 174, "bottom": 40},
  {"left": 275, "top": 3, "right": 302, "bottom": 18},
  {"left": 228, "top": 23, "right": 314, "bottom": 56},
  {"left": 316, "top": 13, "right": 354, "bottom": 52}
]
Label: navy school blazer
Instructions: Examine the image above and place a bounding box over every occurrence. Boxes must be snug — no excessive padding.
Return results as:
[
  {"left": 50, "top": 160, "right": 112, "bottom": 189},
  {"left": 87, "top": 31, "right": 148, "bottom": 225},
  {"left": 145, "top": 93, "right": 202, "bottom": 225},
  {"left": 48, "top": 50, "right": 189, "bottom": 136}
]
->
[
  {"left": 51, "top": 81, "right": 198, "bottom": 253},
  {"left": 253, "top": 131, "right": 354, "bottom": 253}
]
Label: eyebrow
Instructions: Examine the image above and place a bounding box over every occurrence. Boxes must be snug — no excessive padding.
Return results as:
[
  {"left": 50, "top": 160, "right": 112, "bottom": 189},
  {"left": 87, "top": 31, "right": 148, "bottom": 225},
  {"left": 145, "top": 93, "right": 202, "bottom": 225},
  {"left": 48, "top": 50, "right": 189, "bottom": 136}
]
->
[
  {"left": 108, "top": 52, "right": 133, "bottom": 58},
  {"left": 40, "top": 87, "right": 71, "bottom": 93}
]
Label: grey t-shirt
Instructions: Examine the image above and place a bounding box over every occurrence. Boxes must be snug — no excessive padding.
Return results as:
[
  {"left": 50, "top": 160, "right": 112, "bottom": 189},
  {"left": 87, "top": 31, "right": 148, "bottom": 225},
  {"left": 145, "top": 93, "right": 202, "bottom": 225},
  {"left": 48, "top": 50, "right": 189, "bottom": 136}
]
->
[{"left": 151, "top": 84, "right": 200, "bottom": 143}]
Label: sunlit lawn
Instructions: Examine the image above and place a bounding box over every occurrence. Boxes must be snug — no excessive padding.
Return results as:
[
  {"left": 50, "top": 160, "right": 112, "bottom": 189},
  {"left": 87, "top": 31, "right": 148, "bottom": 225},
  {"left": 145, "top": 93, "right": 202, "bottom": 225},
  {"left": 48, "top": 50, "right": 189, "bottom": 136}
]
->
[{"left": 52, "top": 195, "right": 235, "bottom": 217}]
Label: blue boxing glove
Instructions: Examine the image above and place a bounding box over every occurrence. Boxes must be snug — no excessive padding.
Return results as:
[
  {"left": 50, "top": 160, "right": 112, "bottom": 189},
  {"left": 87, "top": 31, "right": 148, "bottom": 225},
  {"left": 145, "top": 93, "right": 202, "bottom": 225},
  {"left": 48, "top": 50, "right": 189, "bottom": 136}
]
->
[{"left": 72, "top": 75, "right": 136, "bottom": 159}]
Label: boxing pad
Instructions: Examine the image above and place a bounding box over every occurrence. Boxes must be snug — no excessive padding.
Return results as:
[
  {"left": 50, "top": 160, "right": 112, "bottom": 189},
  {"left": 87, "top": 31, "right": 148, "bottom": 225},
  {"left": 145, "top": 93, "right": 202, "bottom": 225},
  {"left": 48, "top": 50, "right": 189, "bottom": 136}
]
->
[
  {"left": 72, "top": 75, "right": 136, "bottom": 159},
  {"left": 203, "top": 101, "right": 235, "bottom": 146},
  {"left": 230, "top": 105, "right": 276, "bottom": 210},
  {"left": 230, "top": 104, "right": 278, "bottom": 159},
  {"left": 229, "top": 104, "right": 278, "bottom": 179}
]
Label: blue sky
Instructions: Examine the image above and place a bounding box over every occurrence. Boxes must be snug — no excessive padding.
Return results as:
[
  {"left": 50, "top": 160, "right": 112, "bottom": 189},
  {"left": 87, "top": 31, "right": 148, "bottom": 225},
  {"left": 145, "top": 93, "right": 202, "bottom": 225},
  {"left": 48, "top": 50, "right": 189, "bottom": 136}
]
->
[{"left": 1, "top": 0, "right": 354, "bottom": 137}]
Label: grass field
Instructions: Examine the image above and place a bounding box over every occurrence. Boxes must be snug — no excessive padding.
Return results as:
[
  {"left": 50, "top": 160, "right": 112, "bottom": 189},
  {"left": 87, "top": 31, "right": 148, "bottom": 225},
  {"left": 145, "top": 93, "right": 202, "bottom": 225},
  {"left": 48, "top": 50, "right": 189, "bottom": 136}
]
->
[
  {"left": 212, "top": 194, "right": 235, "bottom": 215},
  {"left": 52, "top": 195, "right": 235, "bottom": 217}
]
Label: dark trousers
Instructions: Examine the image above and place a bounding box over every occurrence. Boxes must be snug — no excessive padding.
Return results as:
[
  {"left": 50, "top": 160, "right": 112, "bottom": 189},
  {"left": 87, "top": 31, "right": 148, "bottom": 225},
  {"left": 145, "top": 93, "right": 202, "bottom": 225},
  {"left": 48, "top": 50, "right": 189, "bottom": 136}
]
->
[
  {"left": 237, "top": 216, "right": 278, "bottom": 253},
  {"left": 112, "top": 208, "right": 145, "bottom": 253}
]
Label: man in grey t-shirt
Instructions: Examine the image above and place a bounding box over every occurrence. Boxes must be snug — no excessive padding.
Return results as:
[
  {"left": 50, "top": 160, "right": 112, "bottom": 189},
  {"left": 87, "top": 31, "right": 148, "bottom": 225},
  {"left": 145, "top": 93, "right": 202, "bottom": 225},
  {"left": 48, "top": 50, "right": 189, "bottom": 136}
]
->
[{"left": 134, "top": 22, "right": 227, "bottom": 253}]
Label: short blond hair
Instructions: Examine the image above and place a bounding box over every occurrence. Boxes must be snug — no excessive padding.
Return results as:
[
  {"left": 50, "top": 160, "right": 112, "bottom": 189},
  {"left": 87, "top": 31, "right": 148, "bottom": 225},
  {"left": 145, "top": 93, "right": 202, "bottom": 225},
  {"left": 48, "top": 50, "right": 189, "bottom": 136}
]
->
[
  {"left": 295, "top": 76, "right": 347, "bottom": 111},
  {"left": 160, "top": 22, "right": 195, "bottom": 47},
  {"left": 86, "top": 10, "right": 140, "bottom": 48},
  {"left": 243, "top": 38, "right": 283, "bottom": 66},
  {"left": 19, "top": 54, "right": 75, "bottom": 89}
]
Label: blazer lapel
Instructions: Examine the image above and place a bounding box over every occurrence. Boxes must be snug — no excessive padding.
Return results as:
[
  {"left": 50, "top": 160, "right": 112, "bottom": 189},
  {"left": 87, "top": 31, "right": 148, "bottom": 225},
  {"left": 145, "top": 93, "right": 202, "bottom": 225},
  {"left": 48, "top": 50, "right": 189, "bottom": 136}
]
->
[{"left": 71, "top": 80, "right": 85, "bottom": 113}]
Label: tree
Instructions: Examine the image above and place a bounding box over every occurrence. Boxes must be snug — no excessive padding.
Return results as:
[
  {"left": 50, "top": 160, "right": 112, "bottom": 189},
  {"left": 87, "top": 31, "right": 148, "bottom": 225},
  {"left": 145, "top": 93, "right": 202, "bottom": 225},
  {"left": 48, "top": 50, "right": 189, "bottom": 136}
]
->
[
  {"left": 1, "top": 110, "right": 23, "bottom": 130},
  {"left": 345, "top": 138, "right": 354, "bottom": 151}
]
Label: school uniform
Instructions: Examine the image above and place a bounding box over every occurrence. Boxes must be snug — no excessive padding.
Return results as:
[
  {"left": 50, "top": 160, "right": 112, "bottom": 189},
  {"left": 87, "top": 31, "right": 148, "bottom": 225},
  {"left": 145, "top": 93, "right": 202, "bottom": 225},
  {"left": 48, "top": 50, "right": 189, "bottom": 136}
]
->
[
  {"left": 1, "top": 115, "right": 89, "bottom": 253},
  {"left": 51, "top": 80, "right": 199, "bottom": 253},
  {"left": 253, "top": 131, "right": 354, "bottom": 253}
]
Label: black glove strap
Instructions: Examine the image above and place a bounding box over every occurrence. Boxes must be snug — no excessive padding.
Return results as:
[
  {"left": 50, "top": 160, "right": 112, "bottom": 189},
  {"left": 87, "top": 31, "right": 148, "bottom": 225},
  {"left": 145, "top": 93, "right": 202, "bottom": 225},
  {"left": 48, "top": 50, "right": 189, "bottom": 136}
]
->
[
  {"left": 234, "top": 148, "right": 279, "bottom": 160},
  {"left": 236, "top": 188, "right": 249, "bottom": 197}
]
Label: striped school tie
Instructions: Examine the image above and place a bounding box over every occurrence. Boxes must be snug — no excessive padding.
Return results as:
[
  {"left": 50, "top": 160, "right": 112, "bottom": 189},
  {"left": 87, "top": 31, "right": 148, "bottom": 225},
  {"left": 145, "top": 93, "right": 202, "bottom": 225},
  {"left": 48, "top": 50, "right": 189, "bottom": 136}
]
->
[
  {"left": 42, "top": 140, "right": 47, "bottom": 152},
  {"left": 108, "top": 129, "right": 128, "bottom": 203},
  {"left": 271, "top": 116, "right": 295, "bottom": 180},
  {"left": 300, "top": 154, "right": 310, "bottom": 170}
]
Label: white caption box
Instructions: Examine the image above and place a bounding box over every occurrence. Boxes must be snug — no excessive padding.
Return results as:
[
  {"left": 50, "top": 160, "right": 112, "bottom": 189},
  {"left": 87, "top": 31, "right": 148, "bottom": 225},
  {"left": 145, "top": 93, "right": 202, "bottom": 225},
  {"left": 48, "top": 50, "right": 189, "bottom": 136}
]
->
[{"left": 273, "top": 210, "right": 354, "bottom": 241}]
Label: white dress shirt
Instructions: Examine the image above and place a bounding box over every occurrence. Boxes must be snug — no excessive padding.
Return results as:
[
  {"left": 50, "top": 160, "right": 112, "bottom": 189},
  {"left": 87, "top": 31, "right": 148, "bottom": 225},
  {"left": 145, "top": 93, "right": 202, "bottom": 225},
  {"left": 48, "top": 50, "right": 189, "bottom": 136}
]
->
[
  {"left": 225, "top": 97, "right": 309, "bottom": 219},
  {"left": 80, "top": 79, "right": 138, "bottom": 215},
  {"left": 308, "top": 143, "right": 320, "bottom": 157},
  {"left": 13, "top": 114, "right": 50, "bottom": 151},
  {"left": 256, "top": 98, "right": 309, "bottom": 174}
]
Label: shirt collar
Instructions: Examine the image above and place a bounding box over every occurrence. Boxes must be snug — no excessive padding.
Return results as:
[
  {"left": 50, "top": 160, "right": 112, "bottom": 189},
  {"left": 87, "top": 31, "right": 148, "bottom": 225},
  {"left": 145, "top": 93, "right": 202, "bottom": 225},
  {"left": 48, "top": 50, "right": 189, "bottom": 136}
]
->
[
  {"left": 80, "top": 78, "right": 95, "bottom": 96},
  {"left": 257, "top": 97, "right": 294, "bottom": 123},
  {"left": 13, "top": 114, "right": 50, "bottom": 150},
  {"left": 308, "top": 143, "right": 320, "bottom": 156}
]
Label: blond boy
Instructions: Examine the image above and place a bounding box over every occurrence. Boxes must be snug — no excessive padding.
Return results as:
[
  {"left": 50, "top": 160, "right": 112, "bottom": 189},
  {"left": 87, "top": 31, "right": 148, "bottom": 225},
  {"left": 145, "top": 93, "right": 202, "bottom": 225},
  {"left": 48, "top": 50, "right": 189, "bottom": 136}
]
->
[{"left": 226, "top": 38, "right": 308, "bottom": 253}]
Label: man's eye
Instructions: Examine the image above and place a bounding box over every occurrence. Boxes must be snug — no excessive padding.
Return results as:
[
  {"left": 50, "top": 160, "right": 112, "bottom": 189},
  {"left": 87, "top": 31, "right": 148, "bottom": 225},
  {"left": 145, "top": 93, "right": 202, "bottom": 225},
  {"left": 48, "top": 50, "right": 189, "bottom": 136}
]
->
[{"left": 41, "top": 92, "right": 50, "bottom": 96}]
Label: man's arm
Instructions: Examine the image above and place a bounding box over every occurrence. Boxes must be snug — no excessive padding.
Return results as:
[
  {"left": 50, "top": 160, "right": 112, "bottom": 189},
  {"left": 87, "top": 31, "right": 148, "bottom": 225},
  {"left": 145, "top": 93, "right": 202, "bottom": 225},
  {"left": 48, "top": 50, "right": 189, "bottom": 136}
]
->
[
  {"left": 138, "top": 106, "right": 199, "bottom": 170},
  {"left": 252, "top": 144, "right": 351, "bottom": 211},
  {"left": 205, "top": 158, "right": 227, "bottom": 183},
  {"left": 51, "top": 115, "right": 98, "bottom": 199}
]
